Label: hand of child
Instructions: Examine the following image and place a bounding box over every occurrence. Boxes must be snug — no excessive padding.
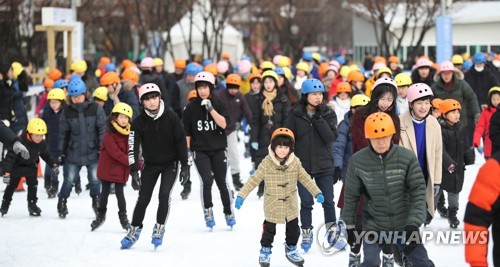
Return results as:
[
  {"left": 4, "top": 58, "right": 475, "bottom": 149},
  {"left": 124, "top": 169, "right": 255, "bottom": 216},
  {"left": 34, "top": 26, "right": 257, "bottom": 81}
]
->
[
  {"left": 316, "top": 193, "right": 324, "bottom": 203},
  {"left": 3, "top": 173, "right": 10, "bottom": 185},
  {"left": 235, "top": 196, "right": 244, "bottom": 209},
  {"left": 13, "top": 141, "right": 30, "bottom": 160},
  {"left": 131, "top": 172, "right": 141, "bottom": 191},
  {"left": 201, "top": 99, "right": 214, "bottom": 112},
  {"left": 251, "top": 142, "right": 259, "bottom": 150}
]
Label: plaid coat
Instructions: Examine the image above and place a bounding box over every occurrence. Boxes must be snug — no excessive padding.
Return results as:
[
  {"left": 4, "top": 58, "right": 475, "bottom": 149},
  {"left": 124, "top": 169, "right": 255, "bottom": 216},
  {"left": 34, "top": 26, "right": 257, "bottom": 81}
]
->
[{"left": 238, "top": 148, "right": 322, "bottom": 224}]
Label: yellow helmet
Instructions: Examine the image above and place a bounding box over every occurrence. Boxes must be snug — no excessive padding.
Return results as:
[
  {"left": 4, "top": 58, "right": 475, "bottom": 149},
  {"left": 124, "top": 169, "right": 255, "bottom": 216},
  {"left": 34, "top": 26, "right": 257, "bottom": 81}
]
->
[
  {"left": 451, "top": 55, "right": 464, "bottom": 65},
  {"left": 312, "top": 52, "right": 321, "bottom": 62},
  {"left": 153, "top": 58, "right": 164, "bottom": 67},
  {"left": 350, "top": 94, "right": 370, "bottom": 108},
  {"left": 95, "top": 69, "right": 102, "bottom": 78},
  {"left": 394, "top": 73, "right": 412, "bottom": 87},
  {"left": 488, "top": 86, "right": 500, "bottom": 99},
  {"left": 278, "top": 56, "right": 291, "bottom": 67},
  {"left": 93, "top": 86, "right": 109, "bottom": 101},
  {"left": 11, "top": 62, "right": 24, "bottom": 79},
  {"left": 27, "top": 118, "right": 47, "bottom": 135},
  {"left": 262, "top": 70, "right": 279, "bottom": 82},
  {"left": 282, "top": 67, "right": 292, "bottom": 80},
  {"left": 296, "top": 62, "right": 310, "bottom": 73},
  {"left": 260, "top": 61, "right": 276, "bottom": 70},
  {"left": 349, "top": 64, "right": 360, "bottom": 71},
  {"left": 47, "top": 88, "right": 66, "bottom": 101},
  {"left": 112, "top": 102, "right": 133, "bottom": 118},
  {"left": 377, "top": 67, "right": 393, "bottom": 77},
  {"left": 71, "top": 59, "right": 87, "bottom": 73},
  {"left": 339, "top": 66, "right": 351, "bottom": 78}
]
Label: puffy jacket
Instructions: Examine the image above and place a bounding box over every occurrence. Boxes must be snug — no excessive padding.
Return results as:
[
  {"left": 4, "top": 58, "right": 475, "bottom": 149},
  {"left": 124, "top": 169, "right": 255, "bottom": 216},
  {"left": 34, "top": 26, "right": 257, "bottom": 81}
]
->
[
  {"left": 10, "top": 79, "right": 28, "bottom": 135},
  {"left": 431, "top": 71, "right": 480, "bottom": 128},
  {"left": 332, "top": 111, "right": 353, "bottom": 180},
  {"left": 215, "top": 89, "right": 252, "bottom": 134},
  {"left": 286, "top": 103, "right": 338, "bottom": 177},
  {"left": 97, "top": 127, "right": 130, "bottom": 184},
  {"left": 473, "top": 107, "right": 496, "bottom": 157},
  {"left": 103, "top": 82, "right": 140, "bottom": 120},
  {"left": 59, "top": 102, "right": 106, "bottom": 166},
  {"left": 440, "top": 119, "right": 468, "bottom": 193},
  {"left": 0, "top": 121, "right": 17, "bottom": 148},
  {"left": 0, "top": 81, "right": 13, "bottom": 122},
  {"left": 464, "top": 65, "right": 499, "bottom": 106},
  {"left": 343, "top": 145, "right": 427, "bottom": 231},
  {"left": 4, "top": 132, "right": 56, "bottom": 178},
  {"left": 491, "top": 108, "right": 500, "bottom": 154},
  {"left": 42, "top": 104, "right": 64, "bottom": 160}
]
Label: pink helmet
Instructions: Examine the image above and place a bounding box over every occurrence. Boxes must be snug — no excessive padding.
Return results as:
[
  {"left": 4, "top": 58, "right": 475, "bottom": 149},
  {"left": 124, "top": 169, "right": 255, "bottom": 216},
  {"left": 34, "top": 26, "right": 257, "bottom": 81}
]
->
[
  {"left": 372, "top": 62, "right": 386, "bottom": 71},
  {"left": 140, "top": 57, "right": 154, "bottom": 68},
  {"left": 329, "top": 60, "right": 341, "bottom": 70},
  {"left": 217, "top": 61, "right": 229, "bottom": 74},
  {"left": 439, "top": 61, "right": 454, "bottom": 73},
  {"left": 415, "top": 58, "right": 432, "bottom": 68},
  {"left": 194, "top": 71, "right": 215, "bottom": 85},
  {"left": 130, "top": 66, "right": 141, "bottom": 75},
  {"left": 327, "top": 65, "right": 339, "bottom": 74},
  {"left": 238, "top": 60, "right": 252, "bottom": 74},
  {"left": 138, "top": 83, "right": 161, "bottom": 100},
  {"left": 407, "top": 83, "right": 433, "bottom": 103},
  {"left": 372, "top": 77, "right": 398, "bottom": 92},
  {"left": 273, "top": 55, "right": 282, "bottom": 65}
]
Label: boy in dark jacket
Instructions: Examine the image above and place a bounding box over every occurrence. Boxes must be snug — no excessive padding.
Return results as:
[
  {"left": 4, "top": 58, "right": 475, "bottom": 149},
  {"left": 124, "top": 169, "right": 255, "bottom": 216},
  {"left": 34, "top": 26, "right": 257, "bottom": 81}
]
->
[
  {"left": 490, "top": 104, "right": 500, "bottom": 155},
  {"left": 1, "top": 118, "right": 58, "bottom": 216},
  {"left": 438, "top": 99, "right": 474, "bottom": 228}
]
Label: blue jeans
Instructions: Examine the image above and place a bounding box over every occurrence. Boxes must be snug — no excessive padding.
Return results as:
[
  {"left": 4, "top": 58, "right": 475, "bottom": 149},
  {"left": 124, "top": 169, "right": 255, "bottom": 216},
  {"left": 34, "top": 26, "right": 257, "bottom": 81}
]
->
[
  {"left": 58, "top": 162, "right": 100, "bottom": 199},
  {"left": 298, "top": 175, "right": 336, "bottom": 229},
  {"left": 361, "top": 239, "right": 434, "bottom": 267}
]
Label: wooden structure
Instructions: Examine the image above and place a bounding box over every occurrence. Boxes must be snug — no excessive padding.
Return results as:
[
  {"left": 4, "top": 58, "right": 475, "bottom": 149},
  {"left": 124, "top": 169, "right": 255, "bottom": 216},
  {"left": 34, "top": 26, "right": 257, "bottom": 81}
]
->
[{"left": 35, "top": 25, "right": 74, "bottom": 73}]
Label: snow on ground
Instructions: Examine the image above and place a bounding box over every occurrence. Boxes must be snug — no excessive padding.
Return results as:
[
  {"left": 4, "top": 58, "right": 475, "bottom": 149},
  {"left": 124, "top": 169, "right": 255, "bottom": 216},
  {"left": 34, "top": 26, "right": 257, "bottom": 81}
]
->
[{"left": 0, "top": 141, "right": 492, "bottom": 267}]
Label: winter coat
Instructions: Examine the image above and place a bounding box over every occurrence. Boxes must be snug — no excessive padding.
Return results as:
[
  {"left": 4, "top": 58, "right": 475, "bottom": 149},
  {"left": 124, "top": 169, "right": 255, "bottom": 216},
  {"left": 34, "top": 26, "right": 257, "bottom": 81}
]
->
[
  {"left": 238, "top": 148, "right": 322, "bottom": 224},
  {"left": 97, "top": 128, "right": 129, "bottom": 184},
  {"left": 329, "top": 97, "right": 351, "bottom": 125},
  {"left": 326, "top": 75, "right": 344, "bottom": 101},
  {"left": 399, "top": 112, "right": 443, "bottom": 216},
  {"left": 245, "top": 92, "right": 260, "bottom": 114},
  {"left": 411, "top": 67, "right": 436, "bottom": 88},
  {"left": 431, "top": 71, "right": 481, "bottom": 128},
  {"left": 183, "top": 97, "right": 229, "bottom": 152},
  {"left": 464, "top": 65, "right": 499, "bottom": 106},
  {"left": 215, "top": 89, "right": 252, "bottom": 134},
  {"left": 10, "top": 79, "right": 28, "bottom": 135},
  {"left": 489, "top": 108, "right": 500, "bottom": 155},
  {"left": 177, "top": 78, "right": 195, "bottom": 111},
  {"left": 332, "top": 111, "right": 353, "bottom": 179},
  {"left": 464, "top": 152, "right": 500, "bottom": 267},
  {"left": 59, "top": 102, "right": 106, "bottom": 166},
  {"left": 0, "top": 121, "right": 17, "bottom": 147},
  {"left": 286, "top": 104, "right": 338, "bottom": 177},
  {"left": 41, "top": 104, "right": 64, "bottom": 160},
  {"left": 440, "top": 120, "right": 468, "bottom": 193},
  {"left": 35, "top": 92, "right": 48, "bottom": 116},
  {"left": 103, "top": 83, "right": 140, "bottom": 120},
  {"left": 0, "top": 80, "right": 13, "bottom": 122},
  {"left": 473, "top": 107, "right": 496, "bottom": 157},
  {"left": 140, "top": 70, "right": 169, "bottom": 104},
  {"left": 4, "top": 132, "right": 56, "bottom": 178},
  {"left": 343, "top": 144, "right": 427, "bottom": 231},
  {"left": 250, "top": 89, "right": 290, "bottom": 159},
  {"left": 129, "top": 101, "right": 188, "bottom": 174}
]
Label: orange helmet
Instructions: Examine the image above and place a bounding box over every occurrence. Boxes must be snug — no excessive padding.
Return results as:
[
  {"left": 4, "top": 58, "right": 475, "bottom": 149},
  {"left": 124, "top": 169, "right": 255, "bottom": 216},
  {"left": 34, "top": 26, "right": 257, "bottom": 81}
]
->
[
  {"left": 248, "top": 73, "right": 262, "bottom": 82},
  {"left": 204, "top": 63, "right": 218, "bottom": 76},
  {"left": 271, "top": 127, "right": 295, "bottom": 144},
  {"left": 122, "top": 59, "right": 135, "bottom": 70},
  {"left": 336, "top": 82, "right": 352, "bottom": 93},
  {"left": 44, "top": 78, "right": 54, "bottom": 88},
  {"left": 431, "top": 98, "right": 443, "bottom": 109},
  {"left": 388, "top": 56, "right": 399, "bottom": 64},
  {"left": 187, "top": 90, "right": 197, "bottom": 100},
  {"left": 374, "top": 56, "right": 387, "bottom": 65},
  {"left": 174, "top": 58, "right": 187, "bottom": 69},
  {"left": 48, "top": 68, "right": 63, "bottom": 81},
  {"left": 226, "top": 74, "right": 242, "bottom": 87},
  {"left": 99, "top": 56, "right": 111, "bottom": 66},
  {"left": 439, "top": 99, "right": 462, "bottom": 115},
  {"left": 347, "top": 70, "right": 365, "bottom": 82},
  {"left": 364, "top": 112, "right": 396, "bottom": 139},
  {"left": 100, "top": 71, "right": 121, "bottom": 86},
  {"left": 121, "top": 68, "right": 139, "bottom": 84},
  {"left": 222, "top": 53, "right": 231, "bottom": 59},
  {"left": 319, "top": 62, "right": 329, "bottom": 76}
]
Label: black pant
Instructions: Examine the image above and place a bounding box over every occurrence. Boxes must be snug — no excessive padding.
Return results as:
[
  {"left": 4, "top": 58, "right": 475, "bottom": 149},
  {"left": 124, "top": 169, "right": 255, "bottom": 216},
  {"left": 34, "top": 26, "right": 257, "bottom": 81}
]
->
[
  {"left": 261, "top": 218, "right": 300, "bottom": 248},
  {"left": 194, "top": 149, "right": 232, "bottom": 215},
  {"left": 3, "top": 175, "right": 38, "bottom": 202},
  {"left": 131, "top": 161, "right": 177, "bottom": 227},
  {"left": 98, "top": 181, "right": 126, "bottom": 213}
]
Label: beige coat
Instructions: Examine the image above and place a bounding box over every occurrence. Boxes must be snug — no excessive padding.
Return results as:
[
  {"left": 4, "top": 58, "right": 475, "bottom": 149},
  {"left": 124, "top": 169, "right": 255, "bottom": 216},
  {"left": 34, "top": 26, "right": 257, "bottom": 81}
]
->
[
  {"left": 238, "top": 148, "right": 322, "bottom": 224},
  {"left": 399, "top": 112, "right": 443, "bottom": 216}
]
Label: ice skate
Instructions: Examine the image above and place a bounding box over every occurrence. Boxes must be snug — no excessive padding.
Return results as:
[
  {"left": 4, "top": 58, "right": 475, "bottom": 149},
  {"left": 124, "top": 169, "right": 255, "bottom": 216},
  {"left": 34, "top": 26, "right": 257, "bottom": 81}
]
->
[
  {"left": 300, "top": 228, "right": 313, "bottom": 252},
  {"left": 121, "top": 226, "right": 142, "bottom": 249},
  {"left": 0, "top": 200, "right": 10, "bottom": 216},
  {"left": 151, "top": 223, "right": 165, "bottom": 249},
  {"left": 28, "top": 200, "right": 41, "bottom": 216},
  {"left": 382, "top": 253, "right": 395, "bottom": 267},
  {"left": 348, "top": 252, "right": 361, "bottom": 267},
  {"left": 57, "top": 198, "right": 68, "bottom": 218},
  {"left": 91, "top": 211, "right": 106, "bottom": 231},
  {"left": 118, "top": 211, "right": 131, "bottom": 230},
  {"left": 448, "top": 208, "right": 460, "bottom": 228},
  {"left": 204, "top": 208, "right": 215, "bottom": 230},
  {"left": 225, "top": 213, "right": 236, "bottom": 229},
  {"left": 285, "top": 243, "right": 304, "bottom": 267},
  {"left": 259, "top": 246, "right": 271, "bottom": 267}
]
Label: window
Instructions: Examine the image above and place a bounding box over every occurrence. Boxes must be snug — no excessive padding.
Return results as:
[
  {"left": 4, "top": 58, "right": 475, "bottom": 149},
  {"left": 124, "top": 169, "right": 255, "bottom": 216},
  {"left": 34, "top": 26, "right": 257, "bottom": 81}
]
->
[
  {"left": 453, "top": 46, "right": 467, "bottom": 55},
  {"left": 469, "top": 45, "right": 488, "bottom": 55}
]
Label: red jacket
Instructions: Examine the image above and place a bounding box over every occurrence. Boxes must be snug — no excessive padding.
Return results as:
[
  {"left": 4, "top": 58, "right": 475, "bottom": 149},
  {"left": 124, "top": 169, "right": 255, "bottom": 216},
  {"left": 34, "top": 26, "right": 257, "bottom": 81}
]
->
[
  {"left": 473, "top": 107, "right": 496, "bottom": 157},
  {"left": 97, "top": 129, "right": 129, "bottom": 183},
  {"left": 328, "top": 76, "right": 344, "bottom": 101}
]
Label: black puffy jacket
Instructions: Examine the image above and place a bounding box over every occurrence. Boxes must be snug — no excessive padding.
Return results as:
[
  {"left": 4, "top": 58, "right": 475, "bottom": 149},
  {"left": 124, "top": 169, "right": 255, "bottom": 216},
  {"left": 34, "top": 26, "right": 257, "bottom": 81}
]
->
[
  {"left": 464, "top": 65, "right": 499, "bottom": 106},
  {"left": 440, "top": 119, "right": 468, "bottom": 193}
]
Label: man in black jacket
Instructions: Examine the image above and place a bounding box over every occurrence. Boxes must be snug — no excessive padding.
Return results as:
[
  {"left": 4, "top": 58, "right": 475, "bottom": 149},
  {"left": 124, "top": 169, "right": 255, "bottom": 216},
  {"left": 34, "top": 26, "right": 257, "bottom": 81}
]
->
[{"left": 490, "top": 107, "right": 500, "bottom": 154}]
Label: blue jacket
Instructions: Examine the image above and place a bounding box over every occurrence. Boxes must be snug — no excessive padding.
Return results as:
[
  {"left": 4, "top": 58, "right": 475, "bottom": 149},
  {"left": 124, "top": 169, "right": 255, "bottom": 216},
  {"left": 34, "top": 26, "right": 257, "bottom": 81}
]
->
[
  {"left": 332, "top": 111, "right": 353, "bottom": 180},
  {"left": 59, "top": 102, "right": 106, "bottom": 166}
]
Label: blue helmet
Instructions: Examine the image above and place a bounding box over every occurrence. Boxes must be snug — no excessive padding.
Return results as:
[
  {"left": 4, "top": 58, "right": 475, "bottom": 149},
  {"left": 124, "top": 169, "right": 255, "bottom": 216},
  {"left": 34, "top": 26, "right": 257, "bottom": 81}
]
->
[
  {"left": 185, "top": 63, "right": 201, "bottom": 75},
  {"left": 241, "top": 56, "right": 252, "bottom": 62},
  {"left": 301, "top": 78, "right": 325, "bottom": 95},
  {"left": 54, "top": 79, "right": 68, "bottom": 89},
  {"left": 202, "top": 59, "right": 212, "bottom": 67},
  {"left": 473, "top": 52, "right": 487, "bottom": 63},
  {"left": 335, "top": 56, "right": 346, "bottom": 65},
  {"left": 463, "top": 60, "right": 473, "bottom": 71},
  {"left": 69, "top": 74, "right": 82, "bottom": 81},
  {"left": 302, "top": 52, "right": 313, "bottom": 62},
  {"left": 105, "top": 63, "right": 116, "bottom": 72},
  {"left": 67, "top": 79, "right": 86, "bottom": 96},
  {"left": 274, "top": 67, "right": 285, "bottom": 76}
]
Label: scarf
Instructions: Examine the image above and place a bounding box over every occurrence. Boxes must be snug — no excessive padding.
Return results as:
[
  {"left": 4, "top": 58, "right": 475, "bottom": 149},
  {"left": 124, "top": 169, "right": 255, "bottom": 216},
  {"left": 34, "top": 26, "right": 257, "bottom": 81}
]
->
[
  {"left": 262, "top": 89, "right": 277, "bottom": 116},
  {"left": 144, "top": 99, "right": 165, "bottom": 120},
  {"left": 111, "top": 121, "right": 131, "bottom": 135}
]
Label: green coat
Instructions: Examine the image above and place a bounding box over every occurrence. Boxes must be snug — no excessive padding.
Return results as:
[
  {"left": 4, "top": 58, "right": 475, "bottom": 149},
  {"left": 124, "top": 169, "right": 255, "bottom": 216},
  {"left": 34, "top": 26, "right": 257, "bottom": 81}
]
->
[
  {"left": 238, "top": 149, "right": 322, "bottom": 224},
  {"left": 343, "top": 145, "right": 426, "bottom": 231}
]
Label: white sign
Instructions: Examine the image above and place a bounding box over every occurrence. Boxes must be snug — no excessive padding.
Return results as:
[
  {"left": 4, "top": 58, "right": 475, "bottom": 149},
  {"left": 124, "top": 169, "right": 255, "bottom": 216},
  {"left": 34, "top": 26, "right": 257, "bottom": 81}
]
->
[
  {"left": 64, "top": 22, "right": 84, "bottom": 62},
  {"left": 41, "top": 7, "right": 74, "bottom": 26}
]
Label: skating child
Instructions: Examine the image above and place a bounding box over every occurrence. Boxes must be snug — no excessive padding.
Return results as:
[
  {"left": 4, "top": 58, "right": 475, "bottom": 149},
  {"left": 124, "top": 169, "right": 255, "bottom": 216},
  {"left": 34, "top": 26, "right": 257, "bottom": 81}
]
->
[
  {"left": 346, "top": 70, "right": 365, "bottom": 95},
  {"left": 293, "top": 62, "right": 310, "bottom": 92},
  {"left": 41, "top": 88, "right": 66, "bottom": 198},
  {"left": 1, "top": 118, "right": 59, "bottom": 216},
  {"left": 91, "top": 103, "right": 133, "bottom": 231},
  {"left": 439, "top": 99, "right": 475, "bottom": 228},
  {"left": 121, "top": 83, "right": 189, "bottom": 249},
  {"left": 235, "top": 128, "right": 324, "bottom": 267},
  {"left": 473, "top": 87, "right": 500, "bottom": 159},
  {"left": 92, "top": 86, "right": 108, "bottom": 107},
  {"left": 394, "top": 73, "right": 412, "bottom": 115},
  {"left": 328, "top": 81, "right": 352, "bottom": 125},
  {"left": 182, "top": 71, "right": 235, "bottom": 230}
]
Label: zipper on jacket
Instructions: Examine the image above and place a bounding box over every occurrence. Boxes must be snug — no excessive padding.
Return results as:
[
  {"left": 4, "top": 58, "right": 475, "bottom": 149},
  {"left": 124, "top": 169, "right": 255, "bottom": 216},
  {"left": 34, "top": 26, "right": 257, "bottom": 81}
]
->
[{"left": 379, "top": 154, "right": 395, "bottom": 230}]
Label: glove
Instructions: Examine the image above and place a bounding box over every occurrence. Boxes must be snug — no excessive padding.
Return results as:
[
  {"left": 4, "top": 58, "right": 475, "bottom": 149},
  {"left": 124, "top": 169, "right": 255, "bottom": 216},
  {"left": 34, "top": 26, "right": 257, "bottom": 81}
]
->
[
  {"left": 58, "top": 154, "right": 66, "bottom": 165},
  {"left": 403, "top": 225, "right": 421, "bottom": 253},
  {"left": 251, "top": 142, "right": 259, "bottom": 150},
  {"left": 3, "top": 173, "right": 10, "bottom": 185},
  {"left": 447, "top": 164, "right": 456, "bottom": 174},
  {"left": 52, "top": 166, "right": 60, "bottom": 176},
  {"left": 13, "top": 141, "right": 30, "bottom": 160},
  {"left": 235, "top": 196, "right": 244, "bottom": 209},
  {"left": 316, "top": 104, "right": 327, "bottom": 116},
  {"left": 316, "top": 193, "right": 324, "bottom": 203},
  {"left": 131, "top": 172, "right": 141, "bottom": 191},
  {"left": 179, "top": 164, "right": 190, "bottom": 185},
  {"left": 201, "top": 99, "right": 214, "bottom": 112},
  {"left": 187, "top": 150, "right": 194, "bottom": 166},
  {"left": 333, "top": 167, "right": 342, "bottom": 184},
  {"left": 433, "top": 184, "right": 440, "bottom": 198}
]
